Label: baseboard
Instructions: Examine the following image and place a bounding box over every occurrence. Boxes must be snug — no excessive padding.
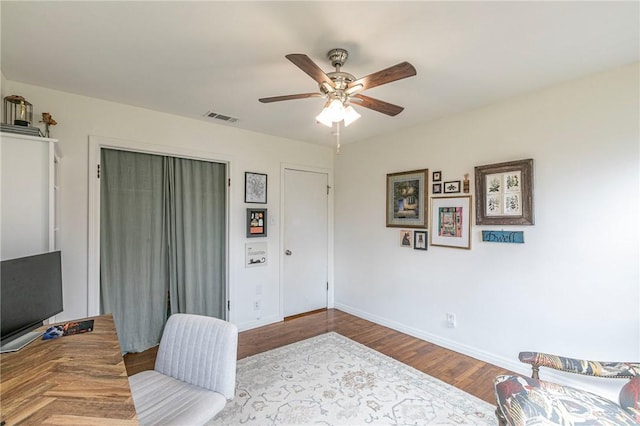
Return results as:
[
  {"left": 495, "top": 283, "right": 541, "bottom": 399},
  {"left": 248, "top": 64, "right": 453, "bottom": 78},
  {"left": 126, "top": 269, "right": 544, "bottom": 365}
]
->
[
  {"left": 333, "top": 303, "right": 623, "bottom": 402},
  {"left": 236, "top": 314, "right": 282, "bottom": 332}
]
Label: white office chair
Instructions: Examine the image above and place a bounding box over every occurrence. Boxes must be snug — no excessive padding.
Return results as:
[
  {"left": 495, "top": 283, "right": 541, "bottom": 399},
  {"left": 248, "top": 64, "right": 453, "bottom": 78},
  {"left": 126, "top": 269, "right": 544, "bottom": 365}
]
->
[{"left": 128, "top": 313, "right": 238, "bottom": 426}]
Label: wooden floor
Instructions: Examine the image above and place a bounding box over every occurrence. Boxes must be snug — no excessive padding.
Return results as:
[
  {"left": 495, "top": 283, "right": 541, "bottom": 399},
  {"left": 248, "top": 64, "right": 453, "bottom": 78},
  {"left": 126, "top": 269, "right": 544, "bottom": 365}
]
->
[{"left": 124, "top": 309, "right": 515, "bottom": 405}]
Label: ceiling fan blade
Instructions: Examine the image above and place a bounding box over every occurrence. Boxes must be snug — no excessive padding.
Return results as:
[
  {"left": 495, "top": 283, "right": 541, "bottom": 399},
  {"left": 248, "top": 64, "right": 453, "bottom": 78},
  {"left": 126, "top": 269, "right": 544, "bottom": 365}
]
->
[
  {"left": 259, "top": 93, "right": 322, "bottom": 103},
  {"left": 347, "top": 62, "right": 416, "bottom": 92},
  {"left": 285, "top": 54, "right": 335, "bottom": 88},
  {"left": 350, "top": 94, "right": 404, "bottom": 116}
]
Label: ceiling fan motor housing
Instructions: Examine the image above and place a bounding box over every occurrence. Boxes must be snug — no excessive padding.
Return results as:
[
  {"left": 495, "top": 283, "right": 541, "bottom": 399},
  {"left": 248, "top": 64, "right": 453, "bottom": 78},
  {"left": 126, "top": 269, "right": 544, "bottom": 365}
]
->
[{"left": 328, "top": 48, "right": 348, "bottom": 68}]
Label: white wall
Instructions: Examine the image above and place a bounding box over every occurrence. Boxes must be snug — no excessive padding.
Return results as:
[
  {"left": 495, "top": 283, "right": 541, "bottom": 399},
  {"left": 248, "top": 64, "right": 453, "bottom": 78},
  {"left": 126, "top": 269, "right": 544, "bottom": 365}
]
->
[
  {"left": 1, "top": 80, "right": 334, "bottom": 332},
  {"left": 334, "top": 63, "right": 639, "bottom": 398}
]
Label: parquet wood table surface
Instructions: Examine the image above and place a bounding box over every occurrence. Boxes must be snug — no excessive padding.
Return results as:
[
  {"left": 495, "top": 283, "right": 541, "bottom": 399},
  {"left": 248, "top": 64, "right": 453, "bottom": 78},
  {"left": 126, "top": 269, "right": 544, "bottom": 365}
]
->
[{"left": 0, "top": 314, "right": 137, "bottom": 425}]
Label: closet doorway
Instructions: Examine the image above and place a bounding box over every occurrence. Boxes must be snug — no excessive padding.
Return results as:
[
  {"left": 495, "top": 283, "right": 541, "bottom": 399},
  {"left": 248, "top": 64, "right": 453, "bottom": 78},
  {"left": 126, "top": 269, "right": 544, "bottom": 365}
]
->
[{"left": 87, "top": 137, "right": 230, "bottom": 353}]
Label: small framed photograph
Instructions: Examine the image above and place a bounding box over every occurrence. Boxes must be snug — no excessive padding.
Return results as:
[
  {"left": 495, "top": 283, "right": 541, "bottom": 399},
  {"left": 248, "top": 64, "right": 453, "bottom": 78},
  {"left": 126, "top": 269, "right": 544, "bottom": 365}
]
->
[
  {"left": 430, "top": 196, "right": 472, "bottom": 249},
  {"left": 443, "top": 180, "right": 461, "bottom": 193},
  {"left": 246, "top": 208, "right": 267, "bottom": 237},
  {"left": 414, "top": 230, "right": 428, "bottom": 250},
  {"left": 432, "top": 183, "right": 442, "bottom": 194},
  {"left": 400, "top": 229, "right": 413, "bottom": 248},
  {"left": 245, "top": 172, "right": 267, "bottom": 204},
  {"left": 432, "top": 171, "right": 442, "bottom": 182}
]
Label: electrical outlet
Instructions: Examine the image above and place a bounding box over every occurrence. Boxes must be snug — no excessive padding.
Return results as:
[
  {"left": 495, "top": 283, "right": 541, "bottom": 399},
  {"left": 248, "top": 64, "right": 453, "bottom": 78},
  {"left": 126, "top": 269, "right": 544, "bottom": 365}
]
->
[
  {"left": 254, "top": 301, "right": 261, "bottom": 311},
  {"left": 446, "top": 313, "right": 456, "bottom": 328}
]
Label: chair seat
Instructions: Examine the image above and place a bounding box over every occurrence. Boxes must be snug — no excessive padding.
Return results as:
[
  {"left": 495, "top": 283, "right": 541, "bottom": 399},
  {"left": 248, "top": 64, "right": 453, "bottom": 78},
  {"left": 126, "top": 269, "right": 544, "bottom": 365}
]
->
[
  {"left": 129, "top": 370, "right": 227, "bottom": 426},
  {"left": 495, "top": 375, "right": 638, "bottom": 426}
]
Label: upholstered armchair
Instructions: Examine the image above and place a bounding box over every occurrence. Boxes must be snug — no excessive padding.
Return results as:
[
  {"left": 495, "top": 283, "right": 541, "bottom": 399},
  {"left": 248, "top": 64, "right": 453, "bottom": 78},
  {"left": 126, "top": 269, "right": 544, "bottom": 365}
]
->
[
  {"left": 129, "top": 313, "right": 238, "bottom": 425},
  {"left": 494, "top": 351, "right": 640, "bottom": 425}
]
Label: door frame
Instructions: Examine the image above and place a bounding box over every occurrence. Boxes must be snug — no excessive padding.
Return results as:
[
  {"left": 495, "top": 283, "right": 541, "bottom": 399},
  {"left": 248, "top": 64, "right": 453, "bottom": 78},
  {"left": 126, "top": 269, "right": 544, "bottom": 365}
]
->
[
  {"left": 279, "top": 163, "right": 334, "bottom": 319},
  {"left": 87, "top": 135, "right": 233, "bottom": 321}
]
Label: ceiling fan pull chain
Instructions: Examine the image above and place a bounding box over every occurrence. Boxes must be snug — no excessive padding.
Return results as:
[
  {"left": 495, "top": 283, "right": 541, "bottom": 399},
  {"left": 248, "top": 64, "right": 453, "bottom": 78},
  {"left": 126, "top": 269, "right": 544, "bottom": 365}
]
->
[{"left": 335, "top": 121, "right": 341, "bottom": 154}]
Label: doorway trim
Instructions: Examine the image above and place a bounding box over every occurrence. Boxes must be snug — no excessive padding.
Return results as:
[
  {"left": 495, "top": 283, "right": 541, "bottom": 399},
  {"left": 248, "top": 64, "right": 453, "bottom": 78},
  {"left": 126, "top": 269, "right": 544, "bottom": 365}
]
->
[
  {"left": 279, "top": 163, "right": 334, "bottom": 320},
  {"left": 87, "top": 135, "right": 233, "bottom": 320}
]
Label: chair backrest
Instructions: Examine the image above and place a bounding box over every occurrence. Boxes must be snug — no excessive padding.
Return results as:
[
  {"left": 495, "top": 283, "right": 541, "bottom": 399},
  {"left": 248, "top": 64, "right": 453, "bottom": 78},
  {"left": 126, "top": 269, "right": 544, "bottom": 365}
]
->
[{"left": 154, "top": 313, "right": 238, "bottom": 399}]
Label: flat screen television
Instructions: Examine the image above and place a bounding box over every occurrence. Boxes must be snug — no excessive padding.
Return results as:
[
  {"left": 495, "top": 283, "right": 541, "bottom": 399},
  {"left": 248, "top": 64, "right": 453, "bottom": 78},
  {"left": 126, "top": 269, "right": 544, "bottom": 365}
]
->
[{"left": 1, "top": 251, "right": 63, "bottom": 352}]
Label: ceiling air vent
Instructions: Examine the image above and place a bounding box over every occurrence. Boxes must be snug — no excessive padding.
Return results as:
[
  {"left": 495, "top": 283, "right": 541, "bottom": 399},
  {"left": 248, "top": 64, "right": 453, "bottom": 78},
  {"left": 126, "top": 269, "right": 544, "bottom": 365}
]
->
[{"left": 205, "top": 111, "right": 238, "bottom": 123}]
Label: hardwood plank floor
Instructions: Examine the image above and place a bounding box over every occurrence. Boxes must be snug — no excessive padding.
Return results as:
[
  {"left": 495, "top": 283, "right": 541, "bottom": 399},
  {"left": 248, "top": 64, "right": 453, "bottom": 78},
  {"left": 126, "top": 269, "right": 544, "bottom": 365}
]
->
[{"left": 124, "top": 309, "right": 515, "bottom": 405}]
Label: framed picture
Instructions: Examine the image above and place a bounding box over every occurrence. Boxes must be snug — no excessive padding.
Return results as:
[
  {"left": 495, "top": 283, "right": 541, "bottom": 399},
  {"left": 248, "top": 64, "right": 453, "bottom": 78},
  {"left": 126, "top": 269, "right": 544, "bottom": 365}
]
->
[
  {"left": 443, "top": 180, "right": 461, "bottom": 193},
  {"left": 474, "top": 159, "right": 534, "bottom": 225},
  {"left": 245, "top": 172, "right": 267, "bottom": 203},
  {"left": 386, "top": 169, "right": 428, "bottom": 228},
  {"left": 414, "top": 230, "right": 428, "bottom": 250},
  {"left": 400, "top": 229, "right": 413, "bottom": 248},
  {"left": 246, "top": 208, "right": 267, "bottom": 237},
  {"left": 430, "top": 196, "right": 472, "bottom": 249},
  {"left": 432, "top": 183, "right": 442, "bottom": 194},
  {"left": 432, "top": 171, "right": 442, "bottom": 182}
]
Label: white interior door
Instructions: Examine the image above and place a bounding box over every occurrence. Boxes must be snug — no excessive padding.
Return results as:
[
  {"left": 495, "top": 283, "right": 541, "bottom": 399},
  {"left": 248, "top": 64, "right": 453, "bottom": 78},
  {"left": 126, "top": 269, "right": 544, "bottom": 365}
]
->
[{"left": 283, "top": 168, "right": 328, "bottom": 317}]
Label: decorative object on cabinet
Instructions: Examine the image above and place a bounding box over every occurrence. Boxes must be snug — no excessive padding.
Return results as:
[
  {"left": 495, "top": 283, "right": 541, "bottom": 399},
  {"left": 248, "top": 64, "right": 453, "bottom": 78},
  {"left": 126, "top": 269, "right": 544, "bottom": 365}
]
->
[
  {"left": 400, "top": 229, "right": 413, "bottom": 248},
  {"left": 430, "top": 196, "right": 472, "bottom": 249},
  {"left": 245, "top": 172, "right": 267, "bottom": 203},
  {"left": 246, "top": 208, "right": 267, "bottom": 237},
  {"left": 40, "top": 112, "right": 57, "bottom": 138},
  {"left": 432, "top": 171, "right": 442, "bottom": 182},
  {"left": 475, "top": 159, "right": 534, "bottom": 225},
  {"left": 443, "top": 180, "right": 461, "bottom": 193},
  {"left": 0, "top": 123, "right": 41, "bottom": 137},
  {"left": 414, "top": 230, "right": 428, "bottom": 250},
  {"left": 386, "top": 169, "right": 428, "bottom": 228},
  {"left": 3, "top": 95, "right": 33, "bottom": 126}
]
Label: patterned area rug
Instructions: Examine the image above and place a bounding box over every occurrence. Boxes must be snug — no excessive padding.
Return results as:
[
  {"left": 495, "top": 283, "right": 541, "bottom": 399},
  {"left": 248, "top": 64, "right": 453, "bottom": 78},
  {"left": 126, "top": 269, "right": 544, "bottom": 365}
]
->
[{"left": 213, "top": 332, "right": 496, "bottom": 425}]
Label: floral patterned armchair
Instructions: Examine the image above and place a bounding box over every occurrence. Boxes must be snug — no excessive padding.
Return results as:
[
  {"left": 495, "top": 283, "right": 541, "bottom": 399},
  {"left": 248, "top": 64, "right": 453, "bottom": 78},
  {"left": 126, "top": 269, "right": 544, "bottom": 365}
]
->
[{"left": 494, "top": 351, "right": 640, "bottom": 425}]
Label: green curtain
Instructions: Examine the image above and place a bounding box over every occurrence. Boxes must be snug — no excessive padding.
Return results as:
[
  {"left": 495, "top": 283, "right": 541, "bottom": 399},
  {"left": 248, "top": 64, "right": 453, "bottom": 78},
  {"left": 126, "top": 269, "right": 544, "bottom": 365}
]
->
[
  {"left": 100, "top": 148, "right": 226, "bottom": 353},
  {"left": 167, "top": 157, "right": 227, "bottom": 317}
]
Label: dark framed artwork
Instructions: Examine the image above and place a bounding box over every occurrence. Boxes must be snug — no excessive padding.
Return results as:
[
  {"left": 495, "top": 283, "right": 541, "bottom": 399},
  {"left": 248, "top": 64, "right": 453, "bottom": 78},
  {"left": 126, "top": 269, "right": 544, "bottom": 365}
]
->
[
  {"left": 414, "top": 230, "right": 428, "bottom": 250},
  {"left": 386, "top": 169, "right": 428, "bottom": 228},
  {"left": 432, "top": 183, "right": 442, "bottom": 194},
  {"left": 246, "top": 208, "right": 267, "bottom": 237},
  {"left": 475, "top": 159, "right": 534, "bottom": 225},
  {"left": 432, "top": 171, "right": 442, "bottom": 182},
  {"left": 245, "top": 172, "right": 267, "bottom": 203},
  {"left": 443, "top": 181, "right": 461, "bottom": 193}
]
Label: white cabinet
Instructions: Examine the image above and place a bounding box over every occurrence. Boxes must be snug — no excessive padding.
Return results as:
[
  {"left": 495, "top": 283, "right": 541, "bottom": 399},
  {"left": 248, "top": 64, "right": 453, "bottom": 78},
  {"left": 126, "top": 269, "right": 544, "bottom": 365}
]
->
[{"left": 1, "top": 132, "right": 60, "bottom": 260}]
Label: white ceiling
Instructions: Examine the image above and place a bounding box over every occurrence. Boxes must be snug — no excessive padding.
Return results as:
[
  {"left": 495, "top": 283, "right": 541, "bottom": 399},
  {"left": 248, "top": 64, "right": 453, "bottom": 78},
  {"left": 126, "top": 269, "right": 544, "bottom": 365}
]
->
[{"left": 1, "top": 1, "right": 638, "bottom": 147}]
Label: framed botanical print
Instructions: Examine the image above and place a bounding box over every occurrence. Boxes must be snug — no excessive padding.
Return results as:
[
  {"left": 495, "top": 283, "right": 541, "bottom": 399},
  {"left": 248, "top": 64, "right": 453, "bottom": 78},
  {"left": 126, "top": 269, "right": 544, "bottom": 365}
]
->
[
  {"left": 386, "top": 169, "right": 428, "bottom": 228},
  {"left": 475, "top": 159, "right": 534, "bottom": 225}
]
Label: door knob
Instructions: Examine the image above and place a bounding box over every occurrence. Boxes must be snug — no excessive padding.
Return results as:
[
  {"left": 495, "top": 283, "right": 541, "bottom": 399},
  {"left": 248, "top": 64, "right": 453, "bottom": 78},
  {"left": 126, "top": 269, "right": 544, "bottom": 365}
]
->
[{"left": 285, "top": 250, "right": 292, "bottom": 256}]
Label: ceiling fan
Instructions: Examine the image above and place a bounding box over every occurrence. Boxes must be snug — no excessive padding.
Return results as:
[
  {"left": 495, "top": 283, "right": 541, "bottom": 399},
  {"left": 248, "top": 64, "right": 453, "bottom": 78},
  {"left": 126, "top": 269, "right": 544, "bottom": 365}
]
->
[{"left": 259, "top": 48, "right": 417, "bottom": 129}]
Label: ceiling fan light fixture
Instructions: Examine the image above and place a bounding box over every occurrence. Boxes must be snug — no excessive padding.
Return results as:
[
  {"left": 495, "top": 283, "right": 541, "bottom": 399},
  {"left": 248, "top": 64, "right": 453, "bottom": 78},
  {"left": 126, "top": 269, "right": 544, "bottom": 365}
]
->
[
  {"left": 315, "top": 104, "right": 334, "bottom": 127},
  {"left": 342, "top": 105, "right": 361, "bottom": 127},
  {"left": 326, "top": 98, "right": 345, "bottom": 121}
]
